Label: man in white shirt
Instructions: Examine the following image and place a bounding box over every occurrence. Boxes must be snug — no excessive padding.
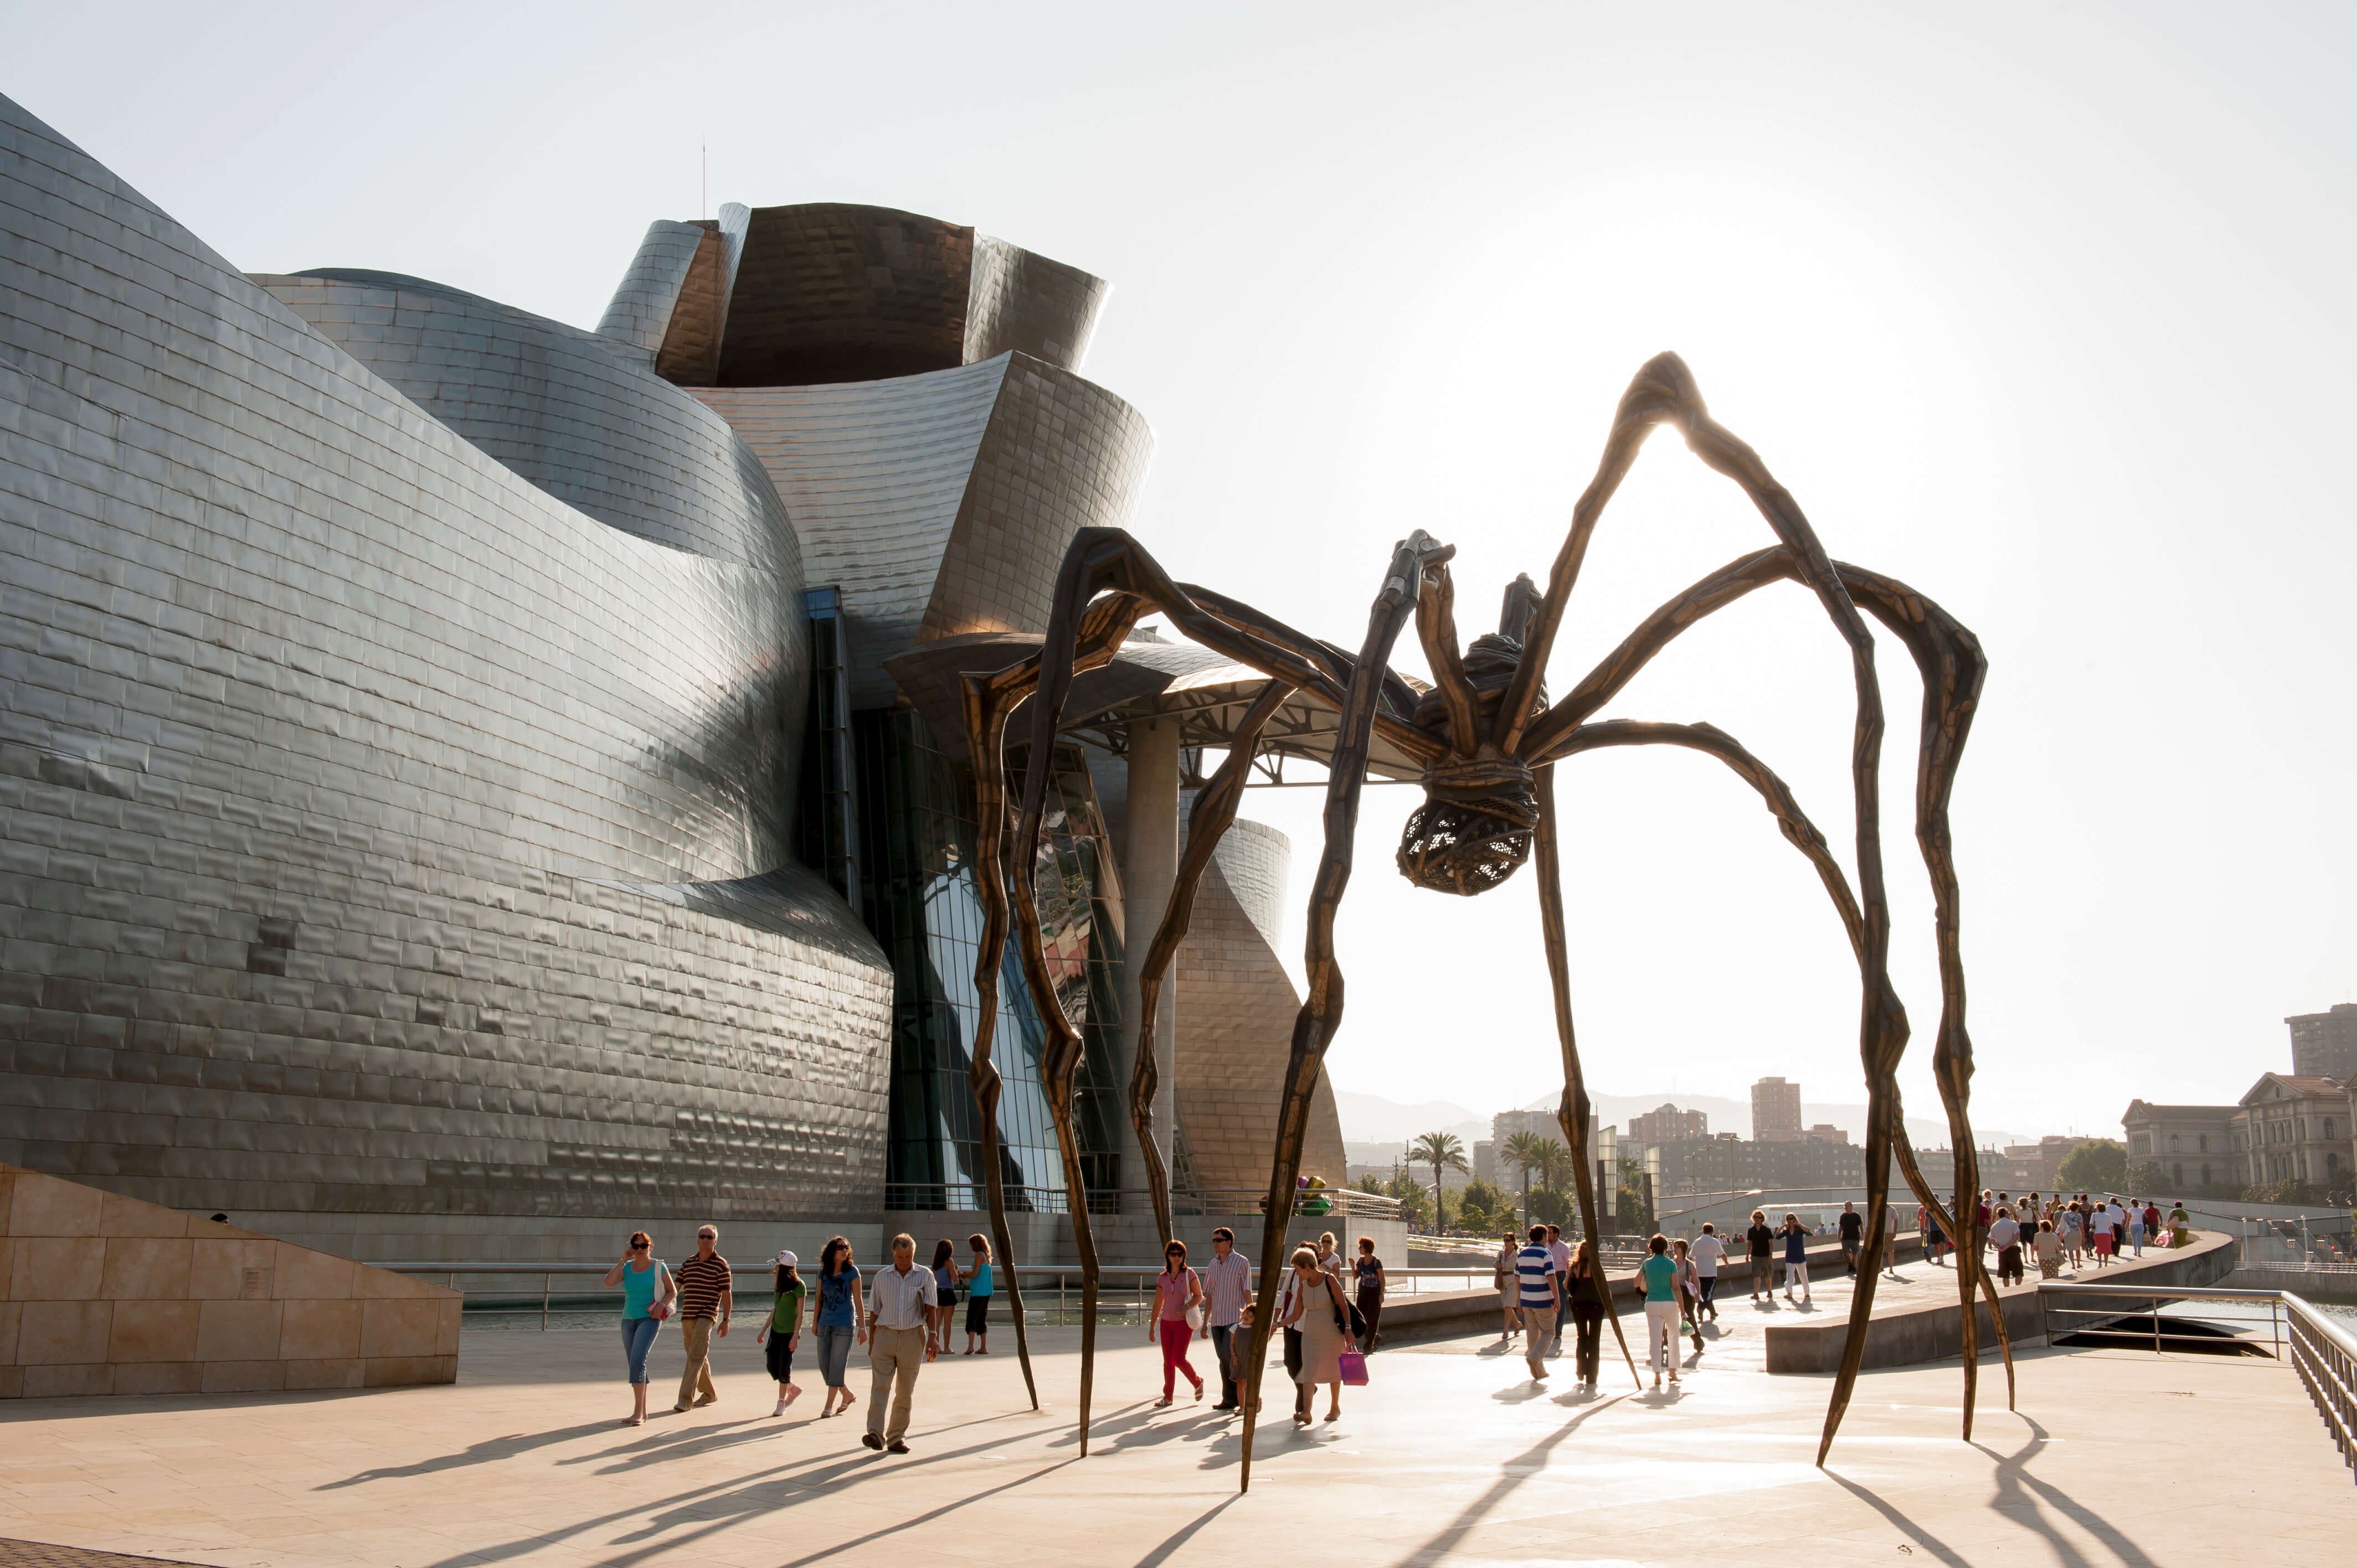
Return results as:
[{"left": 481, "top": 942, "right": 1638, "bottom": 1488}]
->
[
  {"left": 1688, "top": 1224, "right": 1725, "bottom": 1322},
  {"left": 1198, "top": 1227, "right": 1252, "bottom": 1411},
  {"left": 1987, "top": 1207, "right": 2023, "bottom": 1286},
  {"left": 862, "top": 1232, "right": 936, "bottom": 1454}
]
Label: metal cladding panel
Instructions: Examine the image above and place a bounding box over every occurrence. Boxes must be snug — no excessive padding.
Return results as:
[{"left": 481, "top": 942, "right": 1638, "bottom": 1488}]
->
[
  {"left": 919, "top": 353, "right": 1155, "bottom": 648},
  {"left": 692, "top": 362, "right": 1008, "bottom": 706},
  {"left": 1171, "top": 844, "right": 1347, "bottom": 1194},
  {"left": 258, "top": 268, "right": 810, "bottom": 585},
  {"left": 965, "top": 235, "right": 1109, "bottom": 373},
  {"left": 717, "top": 204, "right": 974, "bottom": 387},
  {"left": 594, "top": 220, "right": 707, "bottom": 357},
  {"left": 0, "top": 94, "right": 891, "bottom": 1226}
]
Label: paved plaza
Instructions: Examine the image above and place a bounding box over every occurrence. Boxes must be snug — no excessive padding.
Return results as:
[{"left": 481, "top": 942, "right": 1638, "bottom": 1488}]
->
[{"left": 1, "top": 1260, "right": 2350, "bottom": 1568}]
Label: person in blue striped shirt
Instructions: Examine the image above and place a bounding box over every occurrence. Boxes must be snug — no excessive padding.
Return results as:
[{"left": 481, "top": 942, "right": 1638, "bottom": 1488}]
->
[{"left": 1514, "top": 1225, "right": 1561, "bottom": 1382}]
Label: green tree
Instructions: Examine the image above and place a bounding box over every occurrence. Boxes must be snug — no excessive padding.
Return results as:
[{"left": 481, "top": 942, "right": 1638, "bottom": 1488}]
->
[
  {"left": 1529, "top": 1187, "right": 1574, "bottom": 1230},
  {"left": 1383, "top": 1169, "right": 1430, "bottom": 1228},
  {"left": 2057, "top": 1139, "right": 2128, "bottom": 1193},
  {"left": 1502, "top": 1129, "right": 1560, "bottom": 1227},
  {"left": 1458, "top": 1175, "right": 1510, "bottom": 1235},
  {"left": 2125, "top": 1160, "right": 2165, "bottom": 1197},
  {"left": 1409, "top": 1129, "right": 1469, "bottom": 1232}
]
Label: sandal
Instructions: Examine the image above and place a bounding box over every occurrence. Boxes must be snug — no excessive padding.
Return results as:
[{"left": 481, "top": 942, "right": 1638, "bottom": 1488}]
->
[
  {"left": 1154, "top": 1396, "right": 1173, "bottom": 1409},
  {"left": 1192, "top": 1379, "right": 1205, "bottom": 1402}
]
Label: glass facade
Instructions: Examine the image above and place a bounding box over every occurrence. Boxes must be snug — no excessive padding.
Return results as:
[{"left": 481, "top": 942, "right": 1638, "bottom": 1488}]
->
[{"left": 854, "top": 709, "right": 1125, "bottom": 1211}]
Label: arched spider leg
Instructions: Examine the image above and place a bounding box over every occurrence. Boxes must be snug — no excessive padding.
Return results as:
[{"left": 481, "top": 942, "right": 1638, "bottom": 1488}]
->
[
  {"left": 1237, "top": 529, "right": 1453, "bottom": 1495},
  {"left": 1129, "top": 681, "right": 1299, "bottom": 1249},
  {"left": 1538, "top": 718, "right": 2014, "bottom": 1423},
  {"left": 962, "top": 592, "right": 1154, "bottom": 1414},
  {"left": 1498, "top": 354, "right": 1906, "bottom": 1457},
  {"left": 1522, "top": 546, "right": 1996, "bottom": 1454},
  {"left": 1413, "top": 559, "right": 1482, "bottom": 756},
  {"left": 1531, "top": 764, "right": 1642, "bottom": 1390}
]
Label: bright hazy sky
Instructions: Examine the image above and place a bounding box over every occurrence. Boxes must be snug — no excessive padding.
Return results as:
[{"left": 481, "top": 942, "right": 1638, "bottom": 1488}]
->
[{"left": 12, "top": 3, "right": 2353, "bottom": 1144}]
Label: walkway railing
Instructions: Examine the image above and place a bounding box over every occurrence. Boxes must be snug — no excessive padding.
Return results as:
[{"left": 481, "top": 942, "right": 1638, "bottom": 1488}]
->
[
  {"left": 383, "top": 1261, "right": 1500, "bottom": 1330},
  {"left": 879, "top": 1185, "right": 1404, "bottom": 1221},
  {"left": 2036, "top": 1282, "right": 2356, "bottom": 1484}
]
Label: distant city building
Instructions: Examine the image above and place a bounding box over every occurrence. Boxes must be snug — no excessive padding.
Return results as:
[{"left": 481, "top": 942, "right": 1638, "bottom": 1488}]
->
[
  {"left": 1752, "top": 1077, "right": 1804, "bottom": 1142},
  {"left": 1628, "top": 1103, "right": 1708, "bottom": 1144},
  {"left": 2122, "top": 1103, "right": 2237, "bottom": 1193},
  {"left": 1474, "top": 1138, "right": 1497, "bottom": 1184},
  {"left": 2231, "top": 1074, "right": 2352, "bottom": 1189},
  {"left": 1493, "top": 1108, "right": 1563, "bottom": 1147},
  {"left": 2286, "top": 1004, "right": 2357, "bottom": 1081},
  {"left": 1648, "top": 1131, "right": 1865, "bottom": 1194},
  {"left": 1802, "top": 1123, "right": 1849, "bottom": 1145}
]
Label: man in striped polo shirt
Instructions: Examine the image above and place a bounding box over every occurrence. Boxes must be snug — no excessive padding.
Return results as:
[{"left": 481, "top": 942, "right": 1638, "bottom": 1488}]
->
[
  {"left": 672, "top": 1225, "right": 733, "bottom": 1412},
  {"left": 1514, "top": 1225, "right": 1560, "bottom": 1383}
]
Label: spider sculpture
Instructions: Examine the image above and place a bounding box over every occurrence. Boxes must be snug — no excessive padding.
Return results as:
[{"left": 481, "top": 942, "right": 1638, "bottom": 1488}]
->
[{"left": 958, "top": 353, "right": 2011, "bottom": 1488}]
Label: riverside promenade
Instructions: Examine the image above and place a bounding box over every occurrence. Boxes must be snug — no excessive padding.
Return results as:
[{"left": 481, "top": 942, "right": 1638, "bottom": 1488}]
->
[{"left": 1, "top": 1261, "right": 2350, "bottom": 1568}]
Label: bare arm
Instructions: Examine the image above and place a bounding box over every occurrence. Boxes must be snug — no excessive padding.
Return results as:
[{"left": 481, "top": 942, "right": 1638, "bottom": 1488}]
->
[{"left": 603, "top": 1255, "right": 629, "bottom": 1288}]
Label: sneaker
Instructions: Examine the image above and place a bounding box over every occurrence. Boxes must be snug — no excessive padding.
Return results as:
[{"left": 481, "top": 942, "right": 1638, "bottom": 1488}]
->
[{"left": 861, "top": 1431, "right": 883, "bottom": 1451}]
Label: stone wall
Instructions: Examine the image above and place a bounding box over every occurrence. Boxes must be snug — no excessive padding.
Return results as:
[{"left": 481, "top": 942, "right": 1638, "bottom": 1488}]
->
[{"left": 0, "top": 1165, "right": 460, "bottom": 1399}]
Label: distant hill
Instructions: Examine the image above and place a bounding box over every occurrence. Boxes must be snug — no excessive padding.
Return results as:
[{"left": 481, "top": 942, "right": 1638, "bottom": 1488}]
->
[{"left": 1332, "top": 1090, "right": 1486, "bottom": 1146}]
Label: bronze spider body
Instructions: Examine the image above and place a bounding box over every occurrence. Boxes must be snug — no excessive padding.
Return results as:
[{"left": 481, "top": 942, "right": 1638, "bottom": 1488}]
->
[{"left": 958, "top": 353, "right": 2009, "bottom": 1487}]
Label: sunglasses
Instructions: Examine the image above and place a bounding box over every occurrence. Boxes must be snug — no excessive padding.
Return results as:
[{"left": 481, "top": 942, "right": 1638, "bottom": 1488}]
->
[{"left": 630, "top": 1242, "right": 649, "bottom": 1250}]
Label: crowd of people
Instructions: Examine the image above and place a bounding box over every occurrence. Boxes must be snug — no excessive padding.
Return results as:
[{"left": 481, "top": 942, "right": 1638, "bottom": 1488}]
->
[
  {"left": 604, "top": 1223, "right": 1390, "bottom": 1451},
  {"left": 1915, "top": 1193, "right": 2189, "bottom": 1280}
]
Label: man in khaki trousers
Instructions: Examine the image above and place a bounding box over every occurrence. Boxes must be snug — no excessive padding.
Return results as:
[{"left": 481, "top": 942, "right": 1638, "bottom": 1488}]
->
[
  {"left": 672, "top": 1225, "right": 732, "bottom": 1412},
  {"left": 861, "top": 1233, "right": 936, "bottom": 1454}
]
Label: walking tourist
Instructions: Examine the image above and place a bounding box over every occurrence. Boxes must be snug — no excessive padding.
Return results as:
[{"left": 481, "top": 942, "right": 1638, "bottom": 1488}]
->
[
  {"left": 927, "top": 1239, "right": 959, "bottom": 1360},
  {"left": 1779, "top": 1212, "right": 1812, "bottom": 1305},
  {"left": 960, "top": 1233, "right": 994, "bottom": 1354},
  {"left": 1989, "top": 1206, "right": 2024, "bottom": 1286},
  {"left": 1201, "top": 1227, "right": 1250, "bottom": 1410},
  {"left": 1314, "top": 1231, "right": 1347, "bottom": 1280},
  {"left": 1354, "top": 1235, "right": 1387, "bottom": 1351},
  {"left": 2032, "top": 1218, "right": 2063, "bottom": 1279},
  {"left": 1747, "top": 1209, "right": 1776, "bottom": 1302},
  {"left": 1151, "top": 1240, "right": 1207, "bottom": 1406},
  {"left": 672, "top": 1225, "right": 733, "bottom": 1413},
  {"left": 1515, "top": 1225, "right": 1560, "bottom": 1381},
  {"left": 1566, "top": 1237, "right": 1605, "bottom": 1390},
  {"left": 756, "top": 1250, "right": 805, "bottom": 1414},
  {"left": 2127, "top": 1200, "right": 2147, "bottom": 1257},
  {"left": 1545, "top": 1224, "right": 1573, "bottom": 1353},
  {"left": 605, "top": 1231, "right": 674, "bottom": 1427},
  {"left": 1640, "top": 1234, "right": 1681, "bottom": 1388},
  {"left": 2061, "top": 1202, "right": 2084, "bottom": 1269},
  {"left": 1838, "top": 1201, "right": 1864, "bottom": 1276},
  {"left": 1671, "top": 1239, "right": 1706, "bottom": 1356},
  {"left": 2090, "top": 1202, "right": 2116, "bottom": 1268},
  {"left": 1689, "top": 1222, "right": 1723, "bottom": 1320},
  {"left": 862, "top": 1232, "right": 936, "bottom": 1453},
  {"left": 1494, "top": 1232, "right": 1521, "bottom": 1340},
  {"left": 2111, "top": 1200, "right": 2129, "bottom": 1257},
  {"left": 813, "top": 1235, "right": 863, "bottom": 1419},
  {"left": 1281, "top": 1244, "right": 1353, "bottom": 1423}
]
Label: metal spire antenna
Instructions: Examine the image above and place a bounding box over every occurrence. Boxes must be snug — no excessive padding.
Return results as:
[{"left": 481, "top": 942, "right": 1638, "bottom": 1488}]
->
[{"left": 700, "top": 142, "right": 707, "bottom": 219}]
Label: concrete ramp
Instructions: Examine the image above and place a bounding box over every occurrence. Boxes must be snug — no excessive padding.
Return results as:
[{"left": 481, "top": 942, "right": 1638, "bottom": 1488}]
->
[{"left": 1, "top": 1166, "right": 460, "bottom": 1400}]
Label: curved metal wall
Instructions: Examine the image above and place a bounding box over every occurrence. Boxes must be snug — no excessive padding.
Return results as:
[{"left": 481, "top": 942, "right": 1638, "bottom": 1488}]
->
[{"left": 0, "top": 95, "right": 890, "bottom": 1237}]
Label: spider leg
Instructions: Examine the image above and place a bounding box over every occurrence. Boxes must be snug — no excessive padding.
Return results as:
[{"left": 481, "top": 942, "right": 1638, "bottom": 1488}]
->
[
  {"left": 1237, "top": 529, "right": 1450, "bottom": 1495},
  {"left": 1531, "top": 763, "right": 1642, "bottom": 1390},
  {"left": 1128, "top": 680, "right": 1297, "bottom": 1248},
  {"left": 961, "top": 592, "right": 1151, "bottom": 1415},
  {"left": 1524, "top": 548, "right": 1996, "bottom": 1454},
  {"left": 1412, "top": 559, "right": 1481, "bottom": 757}
]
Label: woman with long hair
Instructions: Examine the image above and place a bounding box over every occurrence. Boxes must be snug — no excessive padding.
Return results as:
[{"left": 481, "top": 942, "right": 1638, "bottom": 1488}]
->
[
  {"left": 1566, "top": 1237, "right": 1605, "bottom": 1391},
  {"left": 602, "top": 1230, "right": 674, "bottom": 1427},
  {"left": 1150, "top": 1239, "right": 1206, "bottom": 1407},
  {"left": 927, "top": 1238, "right": 958, "bottom": 1361},
  {"left": 1779, "top": 1212, "right": 1811, "bottom": 1306},
  {"left": 755, "top": 1249, "right": 805, "bottom": 1415},
  {"left": 1671, "top": 1238, "right": 1705, "bottom": 1356},
  {"left": 959, "top": 1232, "right": 994, "bottom": 1354},
  {"left": 812, "top": 1235, "right": 863, "bottom": 1419},
  {"left": 1494, "top": 1231, "right": 1521, "bottom": 1341}
]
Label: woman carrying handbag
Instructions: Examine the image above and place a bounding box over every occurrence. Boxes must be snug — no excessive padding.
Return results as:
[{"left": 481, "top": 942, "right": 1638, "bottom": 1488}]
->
[
  {"left": 605, "top": 1231, "right": 676, "bottom": 1427},
  {"left": 1150, "top": 1240, "right": 1207, "bottom": 1407},
  {"left": 1279, "top": 1244, "right": 1357, "bottom": 1425}
]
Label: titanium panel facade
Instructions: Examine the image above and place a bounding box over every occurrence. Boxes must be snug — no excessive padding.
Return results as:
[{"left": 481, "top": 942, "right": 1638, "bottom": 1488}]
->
[{"left": 0, "top": 95, "right": 891, "bottom": 1246}]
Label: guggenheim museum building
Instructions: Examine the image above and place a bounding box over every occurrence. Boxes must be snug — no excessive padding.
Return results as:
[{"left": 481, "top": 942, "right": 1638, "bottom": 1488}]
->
[{"left": 0, "top": 94, "right": 1388, "bottom": 1265}]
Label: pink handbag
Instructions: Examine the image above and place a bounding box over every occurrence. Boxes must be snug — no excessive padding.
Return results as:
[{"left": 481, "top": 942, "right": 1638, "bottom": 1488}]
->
[{"left": 1337, "top": 1347, "right": 1368, "bottom": 1386}]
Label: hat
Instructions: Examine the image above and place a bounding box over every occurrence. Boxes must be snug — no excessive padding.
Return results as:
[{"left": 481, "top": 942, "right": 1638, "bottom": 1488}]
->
[{"left": 772, "top": 1249, "right": 797, "bottom": 1267}]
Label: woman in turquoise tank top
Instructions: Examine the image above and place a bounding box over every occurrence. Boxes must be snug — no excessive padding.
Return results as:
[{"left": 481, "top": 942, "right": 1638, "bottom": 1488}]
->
[{"left": 603, "top": 1231, "right": 674, "bottom": 1426}]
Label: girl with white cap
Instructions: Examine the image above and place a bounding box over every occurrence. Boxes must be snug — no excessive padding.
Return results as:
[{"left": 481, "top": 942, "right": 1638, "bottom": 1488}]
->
[{"left": 756, "top": 1249, "right": 806, "bottom": 1415}]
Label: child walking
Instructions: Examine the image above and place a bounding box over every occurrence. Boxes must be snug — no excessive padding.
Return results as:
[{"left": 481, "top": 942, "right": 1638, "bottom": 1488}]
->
[{"left": 756, "top": 1249, "right": 805, "bottom": 1416}]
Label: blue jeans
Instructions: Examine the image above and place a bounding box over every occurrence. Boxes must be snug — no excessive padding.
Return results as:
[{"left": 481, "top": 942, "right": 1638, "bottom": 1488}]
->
[
  {"left": 620, "top": 1317, "right": 661, "bottom": 1384},
  {"left": 1211, "top": 1323, "right": 1239, "bottom": 1405},
  {"left": 815, "top": 1322, "right": 856, "bottom": 1389}
]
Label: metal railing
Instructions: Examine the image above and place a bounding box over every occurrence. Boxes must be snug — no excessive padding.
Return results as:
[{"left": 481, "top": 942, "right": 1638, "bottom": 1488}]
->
[
  {"left": 879, "top": 1185, "right": 1404, "bottom": 1221},
  {"left": 2036, "top": 1282, "right": 2357, "bottom": 1484},
  {"left": 383, "top": 1261, "right": 1510, "bottom": 1330}
]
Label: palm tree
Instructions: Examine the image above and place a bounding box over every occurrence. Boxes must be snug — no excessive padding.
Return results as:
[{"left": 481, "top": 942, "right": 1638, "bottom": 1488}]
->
[
  {"left": 1501, "top": 1129, "right": 1557, "bottom": 1229},
  {"left": 1408, "top": 1129, "right": 1470, "bottom": 1232}
]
